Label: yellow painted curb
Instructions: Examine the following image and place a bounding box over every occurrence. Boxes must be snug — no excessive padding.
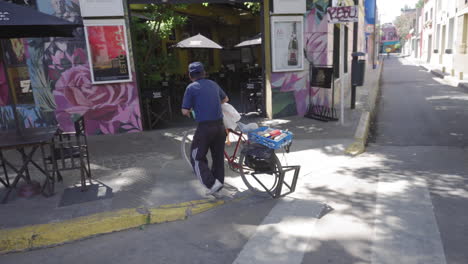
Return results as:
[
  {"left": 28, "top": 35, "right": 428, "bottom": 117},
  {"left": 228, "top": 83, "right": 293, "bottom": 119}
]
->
[
  {"left": 0, "top": 199, "right": 224, "bottom": 255},
  {"left": 345, "top": 111, "right": 370, "bottom": 156},
  {"left": 345, "top": 140, "right": 365, "bottom": 156}
]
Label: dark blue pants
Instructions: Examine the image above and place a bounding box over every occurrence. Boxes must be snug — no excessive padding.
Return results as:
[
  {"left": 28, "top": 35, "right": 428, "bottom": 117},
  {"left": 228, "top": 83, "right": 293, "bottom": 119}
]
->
[{"left": 190, "top": 120, "right": 226, "bottom": 189}]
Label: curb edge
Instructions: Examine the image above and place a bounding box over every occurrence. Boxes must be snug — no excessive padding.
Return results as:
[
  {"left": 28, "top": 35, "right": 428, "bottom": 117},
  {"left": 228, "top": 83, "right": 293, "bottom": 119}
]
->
[{"left": 0, "top": 199, "right": 224, "bottom": 255}]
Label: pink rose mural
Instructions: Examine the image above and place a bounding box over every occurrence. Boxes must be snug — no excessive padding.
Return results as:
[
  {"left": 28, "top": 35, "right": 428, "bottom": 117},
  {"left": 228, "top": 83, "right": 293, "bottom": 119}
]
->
[
  {"left": 23, "top": 0, "right": 142, "bottom": 135},
  {"left": 54, "top": 65, "right": 141, "bottom": 134}
]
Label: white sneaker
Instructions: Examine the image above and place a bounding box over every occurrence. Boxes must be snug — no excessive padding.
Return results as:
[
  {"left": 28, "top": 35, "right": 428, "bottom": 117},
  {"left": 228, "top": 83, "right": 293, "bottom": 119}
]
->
[
  {"left": 206, "top": 179, "right": 223, "bottom": 196},
  {"left": 211, "top": 188, "right": 235, "bottom": 199}
]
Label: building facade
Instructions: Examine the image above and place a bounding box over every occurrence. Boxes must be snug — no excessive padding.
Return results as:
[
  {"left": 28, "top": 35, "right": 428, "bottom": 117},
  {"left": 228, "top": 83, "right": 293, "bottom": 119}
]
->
[
  {"left": 1, "top": 0, "right": 376, "bottom": 135},
  {"left": 454, "top": 0, "right": 468, "bottom": 79},
  {"left": 404, "top": 0, "right": 467, "bottom": 81},
  {"left": 421, "top": 0, "right": 435, "bottom": 63},
  {"left": 0, "top": 0, "right": 142, "bottom": 134}
]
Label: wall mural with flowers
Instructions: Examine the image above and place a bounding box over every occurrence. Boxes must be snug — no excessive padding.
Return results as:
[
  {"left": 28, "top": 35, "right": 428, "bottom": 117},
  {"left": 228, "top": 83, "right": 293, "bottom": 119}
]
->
[
  {"left": 21, "top": 0, "right": 142, "bottom": 134},
  {"left": 272, "top": 0, "right": 330, "bottom": 117}
]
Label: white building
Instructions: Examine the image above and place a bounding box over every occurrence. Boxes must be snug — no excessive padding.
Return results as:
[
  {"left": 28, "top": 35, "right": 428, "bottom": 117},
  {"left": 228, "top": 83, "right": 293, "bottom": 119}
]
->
[
  {"left": 421, "top": 0, "right": 435, "bottom": 63},
  {"left": 431, "top": 0, "right": 458, "bottom": 73},
  {"left": 453, "top": 0, "right": 468, "bottom": 79}
]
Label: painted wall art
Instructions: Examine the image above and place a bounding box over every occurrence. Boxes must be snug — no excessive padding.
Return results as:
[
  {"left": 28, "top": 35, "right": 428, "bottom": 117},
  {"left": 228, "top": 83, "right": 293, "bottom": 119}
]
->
[
  {"left": 272, "top": 0, "right": 331, "bottom": 118},
  {"left": 1, "top": 0, "right": 142, "bottom": 135}
]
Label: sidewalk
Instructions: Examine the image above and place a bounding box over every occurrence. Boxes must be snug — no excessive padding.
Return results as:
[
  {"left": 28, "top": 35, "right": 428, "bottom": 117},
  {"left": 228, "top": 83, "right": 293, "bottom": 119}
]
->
[
  {"left": 404, "top": 56, "right": 468, "bottom": 89},
  {"left": 0, "top": 61, "right": 383, "bottom": 254}
]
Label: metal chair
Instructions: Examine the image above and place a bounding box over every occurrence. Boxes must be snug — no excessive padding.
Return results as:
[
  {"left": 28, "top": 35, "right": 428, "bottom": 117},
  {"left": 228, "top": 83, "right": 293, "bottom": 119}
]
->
[
  {"left": 142, "top": 88, "right": 173, "bottom": 129},
  {"left": 0, "top": 151, "right": 9, "bottom": 188},
  {"left": 45, "top": 116, "right": 92, "bottom": 191},
  {"left": 241, "top": 80, "right": 263, "bottom": 114}
]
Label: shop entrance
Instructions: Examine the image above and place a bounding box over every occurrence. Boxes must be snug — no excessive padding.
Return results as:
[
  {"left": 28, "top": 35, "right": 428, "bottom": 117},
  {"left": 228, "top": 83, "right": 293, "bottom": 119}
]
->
[{"left": 129, "top": 0, "right": 265, "bottom": 130}]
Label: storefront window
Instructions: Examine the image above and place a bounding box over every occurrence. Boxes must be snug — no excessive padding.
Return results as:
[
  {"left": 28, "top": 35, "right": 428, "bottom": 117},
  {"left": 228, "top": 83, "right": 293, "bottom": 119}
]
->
[{"left": 1, "top": 38, "right": 33, "bottom": 105}]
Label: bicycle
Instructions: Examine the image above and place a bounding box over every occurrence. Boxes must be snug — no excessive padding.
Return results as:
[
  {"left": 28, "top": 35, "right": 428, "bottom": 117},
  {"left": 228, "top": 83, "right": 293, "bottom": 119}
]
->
[
  {"left": 181, "top": 122, "right": 299, "bottom": 198},
  {"left": 181, "top": 125, "right": 247, "bottom": 172}
]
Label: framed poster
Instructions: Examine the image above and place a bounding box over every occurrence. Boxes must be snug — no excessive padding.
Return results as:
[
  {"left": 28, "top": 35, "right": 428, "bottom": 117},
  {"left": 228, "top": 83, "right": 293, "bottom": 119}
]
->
[
  {"left": 273, "top": 0, "right": 306, "bottom": 14},
  {"left": 84, "top": 19, "right": 132, "bottom": 84},
  {"left": 79, "top": 0, "right": 124, "bottom": 17},
  {"left": 271, "top": 16, "right": 304, "bottom": 72}
]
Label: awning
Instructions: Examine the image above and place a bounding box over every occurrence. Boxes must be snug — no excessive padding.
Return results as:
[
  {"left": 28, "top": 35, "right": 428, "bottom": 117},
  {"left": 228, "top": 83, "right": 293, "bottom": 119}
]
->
[{"left": 0, "top": 1, "right": 82, "bottom": 38}]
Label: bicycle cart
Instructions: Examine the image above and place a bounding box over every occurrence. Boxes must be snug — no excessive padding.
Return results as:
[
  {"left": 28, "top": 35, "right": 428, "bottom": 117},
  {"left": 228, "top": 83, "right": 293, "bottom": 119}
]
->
[
  {"left": 239, "top": 126, "right": 300, "bottom": 198},
  {"left": 181, "top": 123, "right": 300, "bottom": 198}
]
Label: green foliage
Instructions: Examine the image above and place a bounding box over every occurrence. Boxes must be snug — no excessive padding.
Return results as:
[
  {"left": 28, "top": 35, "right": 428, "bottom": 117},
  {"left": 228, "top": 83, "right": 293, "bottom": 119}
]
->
[
  {"left": 130, "top": 4, "right": 188, "bottom": 86},
  {"left": 244, "top": 2, "right": 261, "bottom": 14},
  {"left": 394, "top": 11, "right": 416, "bottom": 42},
  {"left": 416, "top": 0, "right": 424, "bottom": 8}
]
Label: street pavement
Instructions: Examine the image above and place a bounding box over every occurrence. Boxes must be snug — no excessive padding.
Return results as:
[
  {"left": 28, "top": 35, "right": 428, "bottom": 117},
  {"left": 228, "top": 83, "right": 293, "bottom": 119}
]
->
[{"left": 2, "top": 55, "right": 468, "bottom": 264}]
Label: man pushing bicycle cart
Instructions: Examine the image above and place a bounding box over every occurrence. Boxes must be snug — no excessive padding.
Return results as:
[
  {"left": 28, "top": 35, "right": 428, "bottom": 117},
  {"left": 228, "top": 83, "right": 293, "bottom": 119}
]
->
[{"left": 181, "top": 62, "right": 229, "bottom": 196}]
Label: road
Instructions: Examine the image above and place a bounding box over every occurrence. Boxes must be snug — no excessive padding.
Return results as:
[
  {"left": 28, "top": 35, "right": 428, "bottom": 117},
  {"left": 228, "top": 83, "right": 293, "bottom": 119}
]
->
[{"left": 2, "top": 56, "right": 468, "bottom": 264}]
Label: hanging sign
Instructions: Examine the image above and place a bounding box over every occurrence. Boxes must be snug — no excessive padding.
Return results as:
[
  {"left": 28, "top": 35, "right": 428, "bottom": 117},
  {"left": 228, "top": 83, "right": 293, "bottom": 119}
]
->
[
  {"left": 273, "top": 0, "right": 306, "bottom": 14},
  {"left": 327, "top": 5, "right": 359, "bottom": 23},
  {"left": 311, "top": 67, "right": 333, "bottom": 89},
  {"left": 79, "top": 0, "right": 124, "bottom": 17}
]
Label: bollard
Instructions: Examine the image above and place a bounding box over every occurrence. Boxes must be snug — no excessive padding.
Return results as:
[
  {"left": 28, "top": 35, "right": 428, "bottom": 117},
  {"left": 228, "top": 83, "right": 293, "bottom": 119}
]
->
[
  {"left": 451, "top": 69, "right": 455, "bottom": 76},
  {"left": 461, "top": 72, "right": 464, "bottom": 81},
  {"left": 442, "top": 66, "right": 446, "bottom": 73}
]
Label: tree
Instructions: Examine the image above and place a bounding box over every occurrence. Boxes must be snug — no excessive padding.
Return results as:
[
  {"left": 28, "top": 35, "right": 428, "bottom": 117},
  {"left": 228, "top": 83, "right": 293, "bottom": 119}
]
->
[
  {"left": 394, "top": 11, "right": 416, "bottom": 43},
  {"left": 416, "top": 0, "right": 424, "bottom": 8},
  {"left": 130, "top": 4, "right": 188, "bottom": 86}
]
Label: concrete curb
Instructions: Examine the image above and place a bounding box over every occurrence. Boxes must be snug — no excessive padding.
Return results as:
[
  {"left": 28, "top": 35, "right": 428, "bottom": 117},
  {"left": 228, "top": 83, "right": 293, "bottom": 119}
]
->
[
  {"left": 0, "top": 199, "right": 224, "bottom": 255},
  {"left": 345, "top": 111, "right": 370, "bottom": 155},
  {"left": 459, "top": 82, "right": 468, "bottom": 91},
  {"left": 345, "top": 59, "right": 384, "bottom": 156},
  {"left": 430, "top": 69, "right": 448, "bottom": 79}
]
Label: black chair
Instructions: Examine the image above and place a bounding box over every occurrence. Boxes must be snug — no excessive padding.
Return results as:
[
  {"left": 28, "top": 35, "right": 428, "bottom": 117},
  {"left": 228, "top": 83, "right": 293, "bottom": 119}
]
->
[
  {"left": 0, "top": 151, "right": 9, "bottom": 188},
  {"left": 45, "top": 116, "right": 92, "bottom": 191},
  {"left": 142, "top": 87, "right": 173, "bottom": 129},
  {"left": 241, "top": 81, "right": 263, "bottom": 114}
]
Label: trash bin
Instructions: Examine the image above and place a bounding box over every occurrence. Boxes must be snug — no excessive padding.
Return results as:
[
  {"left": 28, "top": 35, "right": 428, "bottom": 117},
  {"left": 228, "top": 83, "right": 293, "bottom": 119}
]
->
[{"left": 351, "top": 52, "right": 366, "bottom": 86}]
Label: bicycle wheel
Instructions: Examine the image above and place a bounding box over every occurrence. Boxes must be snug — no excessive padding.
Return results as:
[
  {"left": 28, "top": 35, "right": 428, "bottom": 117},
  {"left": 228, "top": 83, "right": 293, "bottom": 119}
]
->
[
  {"left": 239, "top": 151, "right": 282, "bottom": 197},
  {"left": 181, "top": 130, "right": 194, "bottom": 169}
]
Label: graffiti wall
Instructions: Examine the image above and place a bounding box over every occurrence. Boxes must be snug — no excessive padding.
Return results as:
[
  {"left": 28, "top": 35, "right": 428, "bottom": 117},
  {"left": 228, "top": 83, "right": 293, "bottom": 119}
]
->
[
  {"left": 272, "top": 0, "right": 330, "bottom": 118},
  {"left": 1, "top": 0, "right": 142, "bottom": 134}
]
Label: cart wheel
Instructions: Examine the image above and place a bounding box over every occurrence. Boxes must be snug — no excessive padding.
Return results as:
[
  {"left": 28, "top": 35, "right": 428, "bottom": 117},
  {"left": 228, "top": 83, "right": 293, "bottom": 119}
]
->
[{"left": 239, "top": 151, "right": 282, "bottom": 197}]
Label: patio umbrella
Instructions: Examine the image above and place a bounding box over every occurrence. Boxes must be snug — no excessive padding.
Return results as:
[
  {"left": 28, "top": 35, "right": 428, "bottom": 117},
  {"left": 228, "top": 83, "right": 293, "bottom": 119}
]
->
[
  {"left": 234, "top": 33, "right": 262, "bottom": 48},
  {"left": 235, "top": 33, "right": 262, "bottom": 66},
  {"left": 0, "top": 1, "right": 83, "bottom": 133},
  {"left": 173, "top": 33, "right": 223, "bottom": 49}
]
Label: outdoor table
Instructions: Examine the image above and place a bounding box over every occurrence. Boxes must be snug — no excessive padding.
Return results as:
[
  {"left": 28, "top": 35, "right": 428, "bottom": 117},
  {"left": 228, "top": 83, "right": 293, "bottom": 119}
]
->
[{"left": 0, "top": 126, "right": 58, "bottom": 203}]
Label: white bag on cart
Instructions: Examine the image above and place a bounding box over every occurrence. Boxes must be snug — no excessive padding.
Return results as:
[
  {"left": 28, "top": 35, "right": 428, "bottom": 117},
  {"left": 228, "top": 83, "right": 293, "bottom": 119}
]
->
[{"left": 222, "top": 103, "right": 241, "bottom": 130}]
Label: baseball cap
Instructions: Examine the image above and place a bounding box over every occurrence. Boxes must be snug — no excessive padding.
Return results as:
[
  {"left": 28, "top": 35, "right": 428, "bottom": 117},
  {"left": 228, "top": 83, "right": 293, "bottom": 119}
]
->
[{"left": 189, "top": 62, "right": 205, "bottom": 74}]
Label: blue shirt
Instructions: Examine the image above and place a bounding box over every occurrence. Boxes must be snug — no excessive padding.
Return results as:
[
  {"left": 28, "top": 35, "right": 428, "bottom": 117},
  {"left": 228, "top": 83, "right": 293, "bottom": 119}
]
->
[{"left": 182, "top": 79, "right": 227, "bottom": 122}]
